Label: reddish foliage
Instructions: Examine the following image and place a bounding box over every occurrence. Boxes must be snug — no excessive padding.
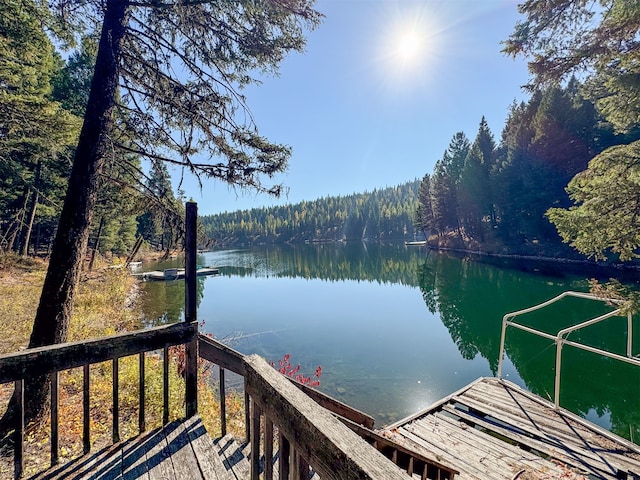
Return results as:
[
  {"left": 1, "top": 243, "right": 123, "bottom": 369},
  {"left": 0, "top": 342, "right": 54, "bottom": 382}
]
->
[{"left": 270, "top": 353, "right": 322, "bottom": 387}]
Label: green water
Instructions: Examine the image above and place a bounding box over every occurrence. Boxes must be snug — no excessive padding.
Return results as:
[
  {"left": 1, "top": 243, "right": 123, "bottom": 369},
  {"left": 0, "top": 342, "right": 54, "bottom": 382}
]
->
[{"left": 138, "top": 244, "right": 640, "bottom": 442}]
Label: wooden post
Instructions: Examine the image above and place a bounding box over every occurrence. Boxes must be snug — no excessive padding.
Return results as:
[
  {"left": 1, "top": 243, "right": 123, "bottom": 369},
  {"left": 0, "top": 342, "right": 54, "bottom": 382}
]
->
[
  {"left": 245, "top": 388, "right": 251, "bottom": 443},
  {"left": 297, "top": 454, "right": 310, "bottom": 480},
  {"left": 184, "top": 201, "right": 198, "bottom": 418},
  {"left": 278, "top": 432, "right": 290, "bottom": 480},
  {"left": 219, "top": 367, "right": 227, "bottom": 436},
  {"left": 50, "top": 372, "right": 59, "bottom": 466},
  {"left": 250, "top": 400, "right": 262, "bottom": 480},
  {"left": 264, "top": 416, "right": 274, "bottom": 480},
  {"left": 112, "top": 357, "right": 120, "bottom": 444},
  {"left": 163, "top": 346, "right": 169, "bottom": 425},
  {"left": 139, "top": 352, "right": 145, "bottom": 433},
  {"left": 83, "top": 364, "right": 90, "bottom": 453},
  {"left": 14, "top": 379, "right": 23, "bottom": 480}
]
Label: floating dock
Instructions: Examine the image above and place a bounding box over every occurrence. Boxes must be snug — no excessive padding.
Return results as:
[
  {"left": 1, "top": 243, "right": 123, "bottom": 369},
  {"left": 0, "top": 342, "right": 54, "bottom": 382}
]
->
[
  {"left": 381, "top": 377, "right": 640, "bottom": 480},
  {"left": 133, "top": 267, "right": 219, "bottom": 281}
]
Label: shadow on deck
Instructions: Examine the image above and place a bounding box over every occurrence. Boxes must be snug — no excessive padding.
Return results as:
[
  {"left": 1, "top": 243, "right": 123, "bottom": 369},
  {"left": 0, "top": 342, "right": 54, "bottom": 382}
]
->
[
  {"left": 383, "top": 377, "right": 640, "bottom": 480},
  {"left": 31, "top": 415, "right": 230, "bottom": 480}
]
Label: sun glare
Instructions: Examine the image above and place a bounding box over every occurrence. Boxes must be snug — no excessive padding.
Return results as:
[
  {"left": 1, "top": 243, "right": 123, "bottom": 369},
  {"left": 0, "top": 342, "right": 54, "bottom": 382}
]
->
[
  {"left": 396, "top": 31, "right": 423, "bottom": 64},
  {"left": 378, "top": 6, "right": 440, "bottom": 84}
]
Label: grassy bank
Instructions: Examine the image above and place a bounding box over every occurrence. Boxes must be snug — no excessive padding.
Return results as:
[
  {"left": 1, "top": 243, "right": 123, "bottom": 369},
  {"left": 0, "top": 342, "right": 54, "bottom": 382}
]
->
[{"left": 0, "top": 253, "right": 244, "bottom": 477}]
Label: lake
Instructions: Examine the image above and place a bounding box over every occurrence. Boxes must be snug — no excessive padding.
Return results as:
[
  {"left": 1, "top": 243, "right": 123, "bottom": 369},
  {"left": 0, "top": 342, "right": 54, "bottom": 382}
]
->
[{"left": 139, "top": 243, "right": 640, "bottom": 444}]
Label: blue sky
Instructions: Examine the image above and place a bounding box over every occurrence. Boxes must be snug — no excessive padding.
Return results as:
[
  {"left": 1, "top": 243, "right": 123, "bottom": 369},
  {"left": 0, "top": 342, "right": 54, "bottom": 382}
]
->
[{"left": 178, "top": 0, "right": 531, "bottom": 216}]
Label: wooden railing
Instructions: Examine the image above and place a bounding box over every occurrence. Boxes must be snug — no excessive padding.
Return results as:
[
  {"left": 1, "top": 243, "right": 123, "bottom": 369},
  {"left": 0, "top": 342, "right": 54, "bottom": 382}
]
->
[
  {"left": 0, "top": 321, "right": 198, "bottom": 479},
  {"left": 244, "top": 354, "right": 408, "bottom": 479},
  {"left": 1, "top": 324, "right": 458, "bottom": 479}
]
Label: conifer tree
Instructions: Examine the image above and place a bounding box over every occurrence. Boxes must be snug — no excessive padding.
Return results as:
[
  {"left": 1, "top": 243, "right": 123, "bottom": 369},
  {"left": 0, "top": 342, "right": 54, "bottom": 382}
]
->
[{"left": 0, "top": 0, "right": 80, "bottom": 254}]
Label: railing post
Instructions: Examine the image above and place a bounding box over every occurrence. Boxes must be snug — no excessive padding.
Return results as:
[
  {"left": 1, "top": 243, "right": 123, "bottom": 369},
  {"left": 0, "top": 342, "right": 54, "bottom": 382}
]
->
[
  {"left": 278, "top": 431, "right": 290, "bottom": 480},
  {"left": 278, "top": 430, "right": 291, "bottom": 480},
  {"left": 219, "top": 367, "right": 227, "bottom": 436},
  {"left": 628, "top": 311, "right": 633, "bottom": 358},
  {"left": 297, "top": 453, "right": 310, "bottom": 480},
  {"left": 250, "top": 399, "right": 262, "bottom": 480},
  {"left": 497, "top": 316, "right": 510, "bottom": 379},
  {"left": 14, "top": 379, "right": 23, "bottom": 480},
  {"left": 554, "top": 336, "right": 564, "bottom": 409},
  {"left": 245, "top": 387, "right": 251, "bottom": 443},
  {"left": 163, "top": 346, "right": 170, "bottom": 424},
  {"left": 50, "top": 371, "right": 59, "bottom": 466},
  {"left": 83, "top": 364, "right": 90, "bottom": 453},
  {"left": 264, "top": 416, "right": 274, "bottom": 480},
  {"left": 185, "top": 201, "right": 198, "bottom": 417},
  {"left": 139, "top": 352, "right": 146, "bottom": 432},
  {"left": 112, "top": 357, "right": 120, "bottom": 443}
]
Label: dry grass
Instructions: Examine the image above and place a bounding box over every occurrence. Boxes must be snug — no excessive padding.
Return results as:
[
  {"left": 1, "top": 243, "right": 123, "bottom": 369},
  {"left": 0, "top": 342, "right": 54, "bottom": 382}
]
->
[{"left": 0, "top": 253, "right": 245, "bottom": 477}]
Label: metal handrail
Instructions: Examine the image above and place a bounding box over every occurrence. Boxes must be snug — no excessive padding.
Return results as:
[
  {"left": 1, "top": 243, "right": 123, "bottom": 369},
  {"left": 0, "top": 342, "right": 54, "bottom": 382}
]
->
[{"left": 497, "top": 291, "right": 638, "bottom": 409}]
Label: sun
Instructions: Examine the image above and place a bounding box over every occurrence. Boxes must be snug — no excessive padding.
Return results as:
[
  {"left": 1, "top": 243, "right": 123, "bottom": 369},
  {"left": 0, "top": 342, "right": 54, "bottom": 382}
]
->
[
  {"left": 373, "top": 4, "right": 443, "bottom": 90},
  {"left": 395, "top": 30, "right": 424, "bottom": 65},
  {"left": 383, "top": 14, "right": 437, "bottom": 76}
]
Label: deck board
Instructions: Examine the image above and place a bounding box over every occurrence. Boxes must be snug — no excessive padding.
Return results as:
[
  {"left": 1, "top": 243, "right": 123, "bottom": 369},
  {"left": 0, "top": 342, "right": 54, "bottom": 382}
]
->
[
  {"left": 383, "top": 377, "right": 640, "bottom": 480},
  {"left": 30, "top": 416, "right": 233, "bottom": 480}
]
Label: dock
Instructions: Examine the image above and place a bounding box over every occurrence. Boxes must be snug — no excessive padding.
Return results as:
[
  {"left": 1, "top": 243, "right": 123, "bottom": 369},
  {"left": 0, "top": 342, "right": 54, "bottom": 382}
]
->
[
  {"left": 27, "top": 375, "right": 640, "bottom": 480},
  {"left": 133, "top": 267, "right": 219, "bottom": 281},
  {"left": 382, "top": 377, "right": 640, "bottom": 479}
]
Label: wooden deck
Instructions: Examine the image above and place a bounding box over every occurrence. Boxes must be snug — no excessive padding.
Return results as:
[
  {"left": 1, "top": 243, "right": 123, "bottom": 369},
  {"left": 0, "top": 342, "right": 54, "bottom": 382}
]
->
[
  {"left": 25, "top": 377, "right": 640, "bottom": 480},
  {"left": 31, "top": 415, "right": 235, "bottom": 480},
  {"left": 381, "top": 377, "right": 640, "bottom": 480}
]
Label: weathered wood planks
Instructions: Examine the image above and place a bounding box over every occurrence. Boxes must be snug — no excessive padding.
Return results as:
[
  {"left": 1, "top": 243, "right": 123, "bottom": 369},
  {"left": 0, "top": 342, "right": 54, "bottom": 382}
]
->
[
  {"left": 30, "top": 416, "right": 232, "bottom": 480},
  {"left": 384, "top": 377, "right": 640, "bottom": 480},
  {"left": 244, "top": 354, "right": 409, "bottom": 480},
  {"left": 0, "top": 321, "right": 198, "bottom": 384}
]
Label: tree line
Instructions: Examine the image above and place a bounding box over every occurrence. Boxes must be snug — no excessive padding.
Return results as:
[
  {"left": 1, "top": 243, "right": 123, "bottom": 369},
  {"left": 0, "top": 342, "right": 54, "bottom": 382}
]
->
[
  {"left": 201, "top": 181, "right": 420, "bottom": 244},
  {"left": 416, "top": 79, "right": 640, "bottom": 259}
]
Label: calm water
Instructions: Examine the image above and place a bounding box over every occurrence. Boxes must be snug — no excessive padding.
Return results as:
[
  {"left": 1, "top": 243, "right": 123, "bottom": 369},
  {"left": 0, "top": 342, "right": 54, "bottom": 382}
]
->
[{"left": 139, "top": 244, "right": 640, "bottom": 443}]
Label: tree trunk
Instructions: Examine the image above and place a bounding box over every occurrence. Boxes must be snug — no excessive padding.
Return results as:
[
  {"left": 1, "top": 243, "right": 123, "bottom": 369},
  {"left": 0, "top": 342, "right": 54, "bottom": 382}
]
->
[
  {"left": 6, "top": 187, "right": 30, "bottom": 252},
  {"left": 88, "top": 216, "right": 105, "bottom": 272},
  {"left": 21, "top": 160, "right": 42, "bottom": 257},
  {"left": 0, "top": 0, "right": 129, "bottom": 437}
]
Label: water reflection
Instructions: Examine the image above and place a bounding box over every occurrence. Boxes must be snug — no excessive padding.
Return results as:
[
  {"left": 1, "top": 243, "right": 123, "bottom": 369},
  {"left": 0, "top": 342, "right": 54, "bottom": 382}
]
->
[
  {"left": 138, "top": 258, "right": 207, "bottom": 325},
  {"left": 139, "top": 245, "right": 639, "bottom": 442},
  {"left": 213, "top": 244, "right": 424, "bottom": 285}
]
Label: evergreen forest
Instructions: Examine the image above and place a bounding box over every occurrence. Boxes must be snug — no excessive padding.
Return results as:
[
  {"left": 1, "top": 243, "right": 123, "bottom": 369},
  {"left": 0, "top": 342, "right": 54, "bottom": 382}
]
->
[
  {"left": 1, "top": 4, "right": 187, "bottom": 260},
  {"left": 200, "top": 182, "right": 420, "bottom": 245}
]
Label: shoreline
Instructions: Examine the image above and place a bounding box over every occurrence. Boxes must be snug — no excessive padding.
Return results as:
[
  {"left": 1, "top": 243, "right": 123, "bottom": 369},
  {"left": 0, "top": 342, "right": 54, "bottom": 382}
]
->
[{"left": 426, "top": 245, "right": 640, "bottom": 270}]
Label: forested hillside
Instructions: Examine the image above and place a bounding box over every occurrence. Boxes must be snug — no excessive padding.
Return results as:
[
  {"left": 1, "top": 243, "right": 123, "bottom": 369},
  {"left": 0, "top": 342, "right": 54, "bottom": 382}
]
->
[{"left": 201, "top": 181, "right": 420, "bottom": 244}]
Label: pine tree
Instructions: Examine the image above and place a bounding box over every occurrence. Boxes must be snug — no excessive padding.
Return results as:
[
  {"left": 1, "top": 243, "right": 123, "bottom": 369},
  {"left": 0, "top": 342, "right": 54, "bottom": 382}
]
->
[
  {"left": 415, "top": 174, "right": 433, "bottom": 239},
  {"left": 504, "top": 0, "right": 640, "bottom": 259},
  {"left": 458, "top": 118, "right": 495, "bottom": 241}
]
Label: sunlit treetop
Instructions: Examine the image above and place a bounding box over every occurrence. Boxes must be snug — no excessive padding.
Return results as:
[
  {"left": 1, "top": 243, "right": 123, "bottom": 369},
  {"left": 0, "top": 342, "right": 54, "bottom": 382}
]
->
[{"left": 503, "top": 0, "right": 640, "bottom": 133}]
